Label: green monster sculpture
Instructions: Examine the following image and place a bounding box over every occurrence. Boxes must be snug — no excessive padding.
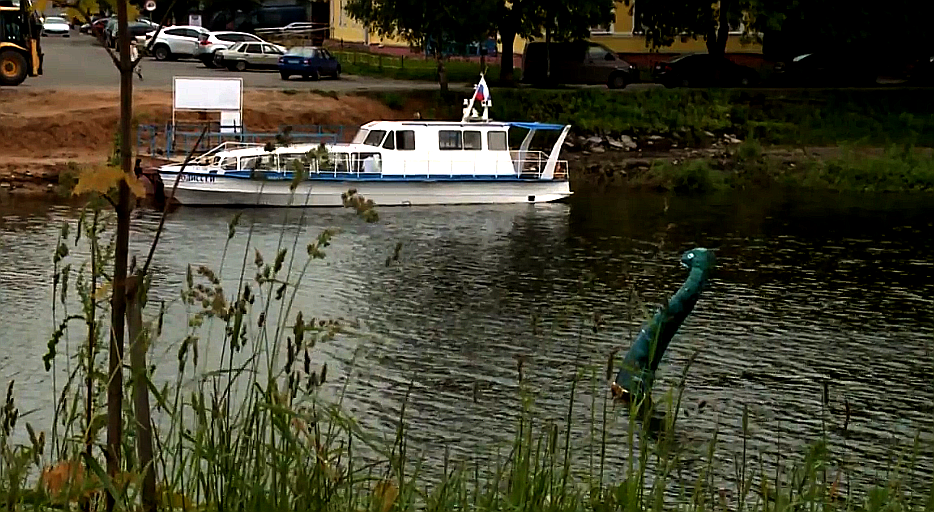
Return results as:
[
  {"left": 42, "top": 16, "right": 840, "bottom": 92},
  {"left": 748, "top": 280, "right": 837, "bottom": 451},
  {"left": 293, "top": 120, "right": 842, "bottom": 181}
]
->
[{"left": 611, "top": 248, "right": 715, "bottom": 407}]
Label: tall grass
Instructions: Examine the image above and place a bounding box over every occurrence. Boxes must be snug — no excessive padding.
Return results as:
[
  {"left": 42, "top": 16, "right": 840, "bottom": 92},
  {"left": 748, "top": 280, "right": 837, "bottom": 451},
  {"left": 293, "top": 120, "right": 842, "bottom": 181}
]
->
[{"left": 0, "top": 189, "right": 932, "bottom": 511}]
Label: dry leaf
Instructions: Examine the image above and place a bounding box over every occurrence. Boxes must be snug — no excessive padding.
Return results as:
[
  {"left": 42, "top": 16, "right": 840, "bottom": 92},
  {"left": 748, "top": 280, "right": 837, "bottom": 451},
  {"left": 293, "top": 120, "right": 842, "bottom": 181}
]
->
[
  {"left": 156, "top": 483, "right": 194, "bottom": 510},
  {"left": 73, "top": 165, "right": 124, "bottom": 196},
  {"left": 374, "top": 480, "right": 398, "bottom": 512},
  {"left": 93, "top": 282, "right": 112, "bottom": 301},
  {"left": 125, "top": 173, "right": 147, "bottom": 198},
  {"left": 40, "top": 460, "right": 86, "bottom": 498},
  {"left": 73, "top": 166, "right": 147, "bottom": 198}
]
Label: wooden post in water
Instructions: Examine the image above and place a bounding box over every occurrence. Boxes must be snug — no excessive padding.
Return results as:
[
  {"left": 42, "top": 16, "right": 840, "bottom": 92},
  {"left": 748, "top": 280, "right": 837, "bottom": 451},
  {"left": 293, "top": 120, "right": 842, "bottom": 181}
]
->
[{"left": 126, "top": 275, "right": 156, "bottom": 512}]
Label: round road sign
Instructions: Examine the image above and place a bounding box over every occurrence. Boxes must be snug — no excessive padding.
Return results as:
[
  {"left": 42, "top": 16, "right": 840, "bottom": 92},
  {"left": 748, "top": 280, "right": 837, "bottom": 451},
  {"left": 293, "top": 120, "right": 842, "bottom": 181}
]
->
[{"left": 145, "top": 0, "right": 157, "bottom": 11}]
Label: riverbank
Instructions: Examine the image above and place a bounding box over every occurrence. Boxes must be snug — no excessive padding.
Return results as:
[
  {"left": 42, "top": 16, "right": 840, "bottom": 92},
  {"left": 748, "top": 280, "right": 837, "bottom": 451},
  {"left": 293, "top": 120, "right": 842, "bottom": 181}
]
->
[
  {"left": 0, "top": 88, "right": 422, "bottom": 196},
  {"left": 3, "top": 86, "right": 934, "bottom": 197}
]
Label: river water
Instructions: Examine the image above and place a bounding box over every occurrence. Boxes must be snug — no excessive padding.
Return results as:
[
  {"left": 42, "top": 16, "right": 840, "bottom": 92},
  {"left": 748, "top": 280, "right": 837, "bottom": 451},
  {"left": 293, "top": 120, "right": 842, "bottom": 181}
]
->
[{"left": 0, "top": 189, "right": 932, "bottom": 497}]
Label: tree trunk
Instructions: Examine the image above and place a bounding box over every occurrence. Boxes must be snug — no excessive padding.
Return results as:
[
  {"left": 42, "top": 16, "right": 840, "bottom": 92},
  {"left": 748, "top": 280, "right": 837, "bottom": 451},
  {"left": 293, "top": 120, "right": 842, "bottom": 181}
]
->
[
  {"left": 498, "top": 28, "right": 516, "bottom": 85},
  {"left": 106, "top": 0, "right": 133, "bottom": 510},
  {"left": 545, "top": 26, "right": 551, "bottom": 81},
  {"left": 434, "top": 35, "right": 448, "bottom": 94},
  {"left": 127, "top": 275, "right": 156, "bottom": 512},
  {"left": 706, "top": 0, "right": 732, "bottom": 85}
]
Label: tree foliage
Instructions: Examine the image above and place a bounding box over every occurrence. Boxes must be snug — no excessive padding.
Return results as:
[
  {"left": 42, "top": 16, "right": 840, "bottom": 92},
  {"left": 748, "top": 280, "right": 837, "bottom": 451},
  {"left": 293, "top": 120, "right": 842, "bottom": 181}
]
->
[
  {"left": 495, "top": 0, "right": 614, "bottom": 83},
  {"left": 344, "top": 0, "right": 497, "bottom": 91},
  {"left": 625, "top": 0, "right": 748, "bottom": 56}
]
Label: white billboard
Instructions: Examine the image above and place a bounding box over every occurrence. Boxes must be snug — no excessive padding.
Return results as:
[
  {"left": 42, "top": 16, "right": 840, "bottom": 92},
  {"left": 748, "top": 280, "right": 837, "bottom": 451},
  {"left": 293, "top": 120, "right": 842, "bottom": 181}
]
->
[{"left": 173, "top": 77, "right": 243, "bottom": 112}]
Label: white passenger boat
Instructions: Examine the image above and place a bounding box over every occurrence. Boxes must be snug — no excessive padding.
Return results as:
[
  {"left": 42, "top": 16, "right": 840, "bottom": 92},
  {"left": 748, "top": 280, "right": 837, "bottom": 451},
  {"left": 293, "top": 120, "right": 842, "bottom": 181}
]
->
[{"left": 157, "top": 75, "right": 573, "bottom": 207}]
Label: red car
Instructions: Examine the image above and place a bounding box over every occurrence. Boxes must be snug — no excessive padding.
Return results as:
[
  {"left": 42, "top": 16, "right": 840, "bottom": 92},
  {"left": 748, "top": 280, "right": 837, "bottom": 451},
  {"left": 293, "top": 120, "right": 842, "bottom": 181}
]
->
[{"left": 90, "top": 17, "right": 111, "bottom": 39}]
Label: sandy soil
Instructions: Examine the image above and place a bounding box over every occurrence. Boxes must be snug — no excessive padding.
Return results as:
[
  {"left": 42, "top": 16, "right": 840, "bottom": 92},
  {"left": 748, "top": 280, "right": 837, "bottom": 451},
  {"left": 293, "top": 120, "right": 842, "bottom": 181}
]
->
[{"left": 0, "top": 88, "right": 415, "bottom": 195}]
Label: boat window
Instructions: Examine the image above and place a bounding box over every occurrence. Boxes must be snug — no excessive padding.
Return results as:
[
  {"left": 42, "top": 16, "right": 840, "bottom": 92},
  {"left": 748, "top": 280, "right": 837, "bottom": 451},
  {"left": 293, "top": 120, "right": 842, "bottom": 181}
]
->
[
  {"left": 252, "top": 154, "right": 277, "bottom": 170},
  {"left": 363, "top": 130, "right": 387, "bottom": 146},
  {"left": 279, "top": 153, "right": 306, "bottom": 172},
  {"left": 328, "top": 153, "right": 350, "bottom": 173},
  {"left": 488, "top": 131, "right": 508, "bottom": 151},
  {"left": 220, "top": 157, "right": 238, "bottom": 170},
  {"left": 240, "top": 156, "right": 258, "bottom": 169},
  {"left": 463, "top": 131, "right": 482, "bottom": 150},
  {"left": 396, "top": 130, "right": 416, "bottom": 150},
  {"left": 382, "top": 131, "right": 395, "bottom": 150},
  {"left": 352, "top": 129, "right": 369, "bottom": 144},
  {"left": 353, "top": 153, "right": 382, "bottom": 173},
  {"left": 439, "top": 130, "right": 463, "bottom": 150}
]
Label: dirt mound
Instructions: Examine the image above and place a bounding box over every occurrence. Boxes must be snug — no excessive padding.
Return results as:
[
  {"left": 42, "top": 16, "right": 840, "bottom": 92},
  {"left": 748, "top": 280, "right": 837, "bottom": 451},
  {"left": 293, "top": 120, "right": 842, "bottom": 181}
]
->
[
  {"left": 0, "top": 88, "right": 414, "bottom": 194},
  {"left": 0, "top": 88, "right": 409, "bottom": 161}
]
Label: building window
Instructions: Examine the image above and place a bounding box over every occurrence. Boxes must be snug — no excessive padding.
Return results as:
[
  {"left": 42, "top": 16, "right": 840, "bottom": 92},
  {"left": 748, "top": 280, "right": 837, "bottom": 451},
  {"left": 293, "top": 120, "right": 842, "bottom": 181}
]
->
[
  {"left": 591, "top": 22, "right": 614, "bottom": 35},
  {"left": 439, "top": 130, "right": 463, "bottom": 150},
  {"left": 631, "top": 6, "right": 646, "bottom": 35}
]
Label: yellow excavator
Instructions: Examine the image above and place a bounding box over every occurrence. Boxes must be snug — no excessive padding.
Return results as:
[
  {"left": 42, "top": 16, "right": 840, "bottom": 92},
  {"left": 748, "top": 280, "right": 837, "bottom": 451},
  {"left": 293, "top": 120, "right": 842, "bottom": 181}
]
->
[{"left": 0, "top": 0, "right": 42, "bottom": 86}]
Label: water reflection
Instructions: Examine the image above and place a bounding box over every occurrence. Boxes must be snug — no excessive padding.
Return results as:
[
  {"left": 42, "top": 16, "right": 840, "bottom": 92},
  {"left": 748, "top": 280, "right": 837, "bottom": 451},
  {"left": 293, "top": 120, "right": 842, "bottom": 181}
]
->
[{"left": 0, "top": 190, "right": 932, "bottom": 495}]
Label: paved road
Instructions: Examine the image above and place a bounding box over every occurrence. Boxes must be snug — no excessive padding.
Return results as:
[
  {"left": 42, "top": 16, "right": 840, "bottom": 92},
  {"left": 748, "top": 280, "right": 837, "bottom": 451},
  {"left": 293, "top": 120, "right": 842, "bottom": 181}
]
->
[
  {"left": 26, "top": 32, "right": 666, "bottom": 93},
  {"left": 22, "top": 34, "right": 449, "bottom": 92}
]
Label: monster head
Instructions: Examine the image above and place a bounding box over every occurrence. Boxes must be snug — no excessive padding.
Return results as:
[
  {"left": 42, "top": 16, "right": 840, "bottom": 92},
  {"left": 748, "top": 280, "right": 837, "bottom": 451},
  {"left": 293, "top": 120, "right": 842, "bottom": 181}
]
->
[{"left": 681, "top": 247, "right": 715, "bottom": 274}]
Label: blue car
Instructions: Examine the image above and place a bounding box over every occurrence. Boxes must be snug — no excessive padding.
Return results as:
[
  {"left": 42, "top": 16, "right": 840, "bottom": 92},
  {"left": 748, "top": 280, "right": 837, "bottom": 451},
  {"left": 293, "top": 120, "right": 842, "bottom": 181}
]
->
[{"left": 278, "top": 46, "right": 341, "bottom": 81}]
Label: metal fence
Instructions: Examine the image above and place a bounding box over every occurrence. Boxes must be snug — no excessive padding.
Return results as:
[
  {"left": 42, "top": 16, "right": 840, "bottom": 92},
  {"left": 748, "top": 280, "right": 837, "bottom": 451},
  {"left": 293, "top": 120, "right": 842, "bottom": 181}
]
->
[{"left": 137, "top": 123, "right": 350, "bottom": 160}]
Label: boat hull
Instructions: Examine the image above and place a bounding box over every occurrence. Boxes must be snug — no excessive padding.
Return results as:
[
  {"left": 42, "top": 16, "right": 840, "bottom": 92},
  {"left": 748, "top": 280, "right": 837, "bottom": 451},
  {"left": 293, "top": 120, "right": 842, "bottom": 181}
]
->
[{"left": 159, "top": 175, "right": 573, "bottom": 207}]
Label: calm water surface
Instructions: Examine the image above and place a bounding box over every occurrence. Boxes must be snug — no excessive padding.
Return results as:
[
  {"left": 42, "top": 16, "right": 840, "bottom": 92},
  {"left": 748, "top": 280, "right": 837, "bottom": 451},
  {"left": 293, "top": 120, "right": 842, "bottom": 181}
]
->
[{"left": 0, "top": 190, "right": 932, "bottom": 495}]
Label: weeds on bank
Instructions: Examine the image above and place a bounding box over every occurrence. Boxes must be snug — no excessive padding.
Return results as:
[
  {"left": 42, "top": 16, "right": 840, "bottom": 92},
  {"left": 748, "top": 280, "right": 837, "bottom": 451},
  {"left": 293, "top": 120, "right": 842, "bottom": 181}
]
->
[
  {"left": 630, "top": 139, "right": 934, "bottom": 194},
  {"left": 331, "top": 49, "right": 503, "bottom": 85},
  {"left": 370, "top": 86, "right": 934, "bottom": 150},
  {"left": 0, "top": 184, "right": 933, "bottom": 511}
]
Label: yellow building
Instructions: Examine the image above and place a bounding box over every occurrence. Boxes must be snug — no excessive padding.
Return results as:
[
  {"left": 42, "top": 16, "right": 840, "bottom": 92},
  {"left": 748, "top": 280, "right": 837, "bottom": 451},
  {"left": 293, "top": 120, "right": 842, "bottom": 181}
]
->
[{"left": 329, "top": 0, "right": 763, "bottom": 62}]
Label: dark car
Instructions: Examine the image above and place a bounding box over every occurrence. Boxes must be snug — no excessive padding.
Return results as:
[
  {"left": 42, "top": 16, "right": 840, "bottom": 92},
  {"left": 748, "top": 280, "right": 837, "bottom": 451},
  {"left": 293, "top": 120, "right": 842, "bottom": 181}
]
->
[
  {"left": 278, "top": 46, "right": 340, "bottom": 80},
  {"left": 207, "top": 5, "right": 309, "bottom": 32},
  {"left": 773, "top": 53, "right": 878, "bottom": 87},
  {"left": 653, "top": 53, "right": 760, "bottom": 88},
  {"left": 90, "top": 17, "right": 110, "bottom": 38},
  {"left": 522, "top": 41, "right": 636, "bottom": 89},
  {"left": 106, "top": 22, "right": 155, "bottom": 48}
]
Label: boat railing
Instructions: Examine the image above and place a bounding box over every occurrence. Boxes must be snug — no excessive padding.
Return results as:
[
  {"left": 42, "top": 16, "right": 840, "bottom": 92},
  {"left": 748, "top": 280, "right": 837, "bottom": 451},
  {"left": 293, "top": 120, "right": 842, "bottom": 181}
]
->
[{"left": 275, "top": 156, "right": 570, "bottom": 180}]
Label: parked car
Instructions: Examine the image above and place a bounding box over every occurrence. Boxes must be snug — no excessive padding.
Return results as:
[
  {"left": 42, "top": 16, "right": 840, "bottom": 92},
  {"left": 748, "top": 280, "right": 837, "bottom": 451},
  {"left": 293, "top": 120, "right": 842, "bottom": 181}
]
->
[
  {"left": 277, "top": 46, "right": 340, "bottom": 80},
  {"left": 772, "top": 53, "right": 878, "bottom": 87},
  {"left": 105, "top": 21, "right": 156, "bottom": 48},
  {"left": 42, "top": 16, "right": 71, "bottom": 37},
  {"left": 206, "top": 5, "right": 309, "bottom": 33},
  {"left": 521, "top": 41, "right": 636, "bottom": 89},
  {"left": 653, "top": 53, "right": 760, "bottom": 88},
  {"left": 90, "top": 17, "right": 111, "bottom": 38},
  {"left": 144, "top": 25, "right": 210, "bottom": 60},
  {"left": 218, "top": 41, "right": 286, "bottom": 71},
  {"left": 195, "top": 31, "right": 277, "bottom": 68}
]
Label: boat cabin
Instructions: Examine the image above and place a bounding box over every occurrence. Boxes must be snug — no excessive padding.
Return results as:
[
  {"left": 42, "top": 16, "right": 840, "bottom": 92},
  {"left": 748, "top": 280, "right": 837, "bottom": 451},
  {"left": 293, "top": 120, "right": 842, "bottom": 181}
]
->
[{"left": 336, "top": 120, "right": 571, "bottom": 179}]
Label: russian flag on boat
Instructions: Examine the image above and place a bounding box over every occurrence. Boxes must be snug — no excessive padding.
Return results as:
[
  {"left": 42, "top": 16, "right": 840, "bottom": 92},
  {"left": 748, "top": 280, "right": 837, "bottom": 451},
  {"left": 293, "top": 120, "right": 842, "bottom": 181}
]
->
[{"left": 474, "top": 76, "right": 490, "bottom": 102}]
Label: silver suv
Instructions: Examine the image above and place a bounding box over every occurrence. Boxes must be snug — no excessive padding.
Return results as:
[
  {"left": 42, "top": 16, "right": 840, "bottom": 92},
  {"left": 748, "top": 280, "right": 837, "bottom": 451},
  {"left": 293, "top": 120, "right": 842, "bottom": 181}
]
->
[{"left": 194, "top": 31, "right": 270, "bottom": 68}]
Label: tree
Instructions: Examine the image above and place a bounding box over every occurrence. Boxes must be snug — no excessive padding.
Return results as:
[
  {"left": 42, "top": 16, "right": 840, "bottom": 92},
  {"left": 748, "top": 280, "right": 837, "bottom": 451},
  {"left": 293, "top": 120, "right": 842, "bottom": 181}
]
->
[
  {"left": 48, "top": 0, "right": 166, "bottom": 509},
  {"left": 344, "top": 0, "right": 497, "bottom": 93},
  {"left": 624, "top": 0, "right": 749, "bottom": 58},
  {"left": 495, "top": 0, "right": 614, "bottom": 84}
]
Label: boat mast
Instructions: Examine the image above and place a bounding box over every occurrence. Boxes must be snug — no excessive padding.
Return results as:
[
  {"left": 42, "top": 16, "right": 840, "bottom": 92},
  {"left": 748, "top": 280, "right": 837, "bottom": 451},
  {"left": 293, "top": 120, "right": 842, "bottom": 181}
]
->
[{"left": 462, "top": 73, "right": 491, "bottom": 122}]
